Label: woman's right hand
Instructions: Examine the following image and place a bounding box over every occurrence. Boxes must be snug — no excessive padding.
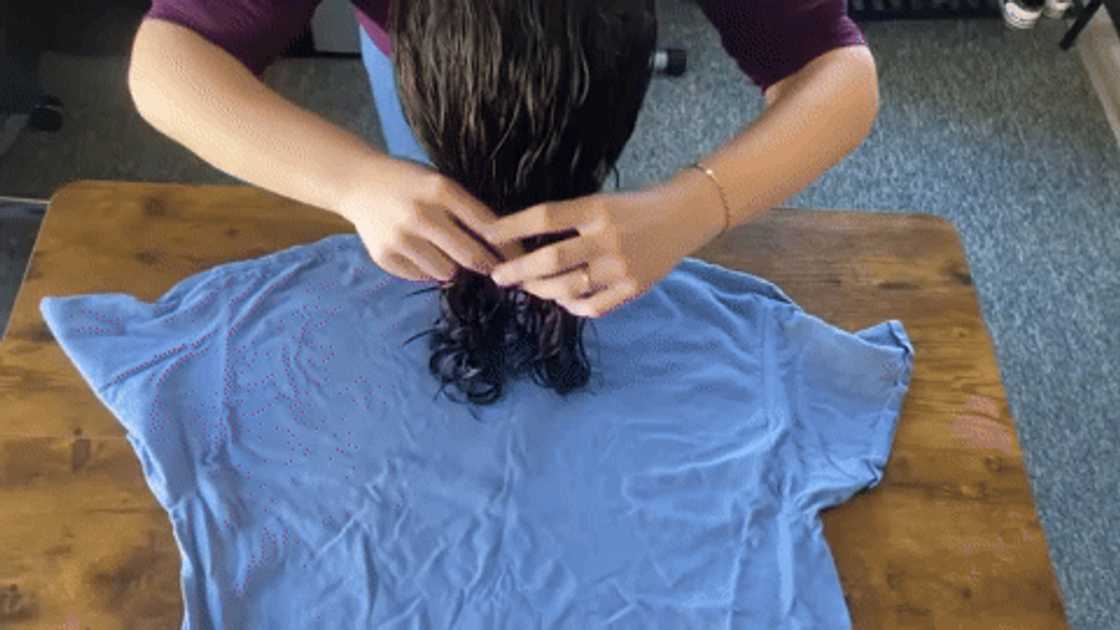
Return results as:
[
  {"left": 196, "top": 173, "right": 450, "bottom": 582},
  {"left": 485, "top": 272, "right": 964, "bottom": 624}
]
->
[
  {"left": 130, "top": 19, "right": 517, "bottom": 282},
  {"left": 128, "top": 20, "right": 525, "bottom": 282},
  {"left": 337, "top": 156, "right": 524, "bottom": 283}
]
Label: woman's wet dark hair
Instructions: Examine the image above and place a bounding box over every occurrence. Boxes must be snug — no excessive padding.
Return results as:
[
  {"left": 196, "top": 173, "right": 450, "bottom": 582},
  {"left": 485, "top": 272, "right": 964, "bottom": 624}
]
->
[{"left": 392, "top": 0, "right": 658, "bottom": 412}]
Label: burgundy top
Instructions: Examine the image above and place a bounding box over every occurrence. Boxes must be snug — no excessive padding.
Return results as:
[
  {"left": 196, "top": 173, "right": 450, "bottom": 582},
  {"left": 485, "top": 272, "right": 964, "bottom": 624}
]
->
[{"left": 145, "top": 0, "right": 866, "bottom": 93}]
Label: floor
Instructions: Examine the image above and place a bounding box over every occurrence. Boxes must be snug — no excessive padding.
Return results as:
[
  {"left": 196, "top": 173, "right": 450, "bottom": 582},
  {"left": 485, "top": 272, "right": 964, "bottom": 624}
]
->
[{"left": 0, "top": 3, "right": 1117, "bottom": 629}]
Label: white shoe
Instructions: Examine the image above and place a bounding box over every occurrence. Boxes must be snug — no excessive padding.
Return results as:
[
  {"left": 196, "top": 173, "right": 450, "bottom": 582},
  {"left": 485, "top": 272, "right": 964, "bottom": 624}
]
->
[
  {"left": 1001, "top": 0, "right": 1044, "bottom": 29},
  {"left": 1043, "top": 0, "right": 1073, "bottom": 18}
]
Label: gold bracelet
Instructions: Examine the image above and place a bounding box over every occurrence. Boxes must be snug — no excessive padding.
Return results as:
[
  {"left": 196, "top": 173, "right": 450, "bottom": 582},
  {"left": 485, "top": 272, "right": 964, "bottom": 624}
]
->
[{"left": 690, "top": 161, "right": 731, "bottom": 237}]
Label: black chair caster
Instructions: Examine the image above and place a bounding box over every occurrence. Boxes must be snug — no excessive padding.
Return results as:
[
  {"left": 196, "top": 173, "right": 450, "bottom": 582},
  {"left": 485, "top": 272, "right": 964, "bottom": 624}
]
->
[
  {"left": 652, "top": 48, "right": 687, "bottom": 76},
  {"left": 29, "top": 95, "right": 63, "bottom": 132}
]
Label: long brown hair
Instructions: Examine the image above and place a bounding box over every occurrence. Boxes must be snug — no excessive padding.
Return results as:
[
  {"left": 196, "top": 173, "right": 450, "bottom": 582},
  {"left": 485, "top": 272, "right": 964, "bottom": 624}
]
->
[{"left": 393, "top": 0, "right": 658, "bottom": 411}]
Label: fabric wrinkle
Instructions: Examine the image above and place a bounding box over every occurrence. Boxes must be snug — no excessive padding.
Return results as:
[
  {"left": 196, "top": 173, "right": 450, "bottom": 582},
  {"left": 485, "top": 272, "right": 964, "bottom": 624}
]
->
[{"left": 40, "top": 234, "right": 914, "bottom": 629}]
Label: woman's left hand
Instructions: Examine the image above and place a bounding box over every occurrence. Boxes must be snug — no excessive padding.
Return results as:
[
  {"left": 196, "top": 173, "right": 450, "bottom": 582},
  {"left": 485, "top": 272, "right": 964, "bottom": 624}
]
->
[{"left": 480, "top": 182, "right": 722, "bottom": 318}]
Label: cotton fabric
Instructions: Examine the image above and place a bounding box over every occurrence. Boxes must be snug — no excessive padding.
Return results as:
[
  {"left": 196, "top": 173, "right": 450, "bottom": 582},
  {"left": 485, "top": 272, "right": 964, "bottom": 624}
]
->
[{"left": 42, "top": 234, "right": 914, "bottom": 629}]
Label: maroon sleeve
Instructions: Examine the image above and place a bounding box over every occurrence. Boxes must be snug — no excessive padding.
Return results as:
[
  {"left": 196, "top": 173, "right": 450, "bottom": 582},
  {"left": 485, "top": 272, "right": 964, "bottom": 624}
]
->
[
  {"left": 144, "top": 0, "right": 324, "bottom": 76},
  {"left": 697, "top": 0, "right": 868, "bottom": 94}
]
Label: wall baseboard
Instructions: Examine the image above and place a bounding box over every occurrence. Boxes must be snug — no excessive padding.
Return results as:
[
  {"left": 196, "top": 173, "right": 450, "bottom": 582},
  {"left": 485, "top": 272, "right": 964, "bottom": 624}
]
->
[{"left": 1076, "top": 8, "right": 1120, "bottom": 148}]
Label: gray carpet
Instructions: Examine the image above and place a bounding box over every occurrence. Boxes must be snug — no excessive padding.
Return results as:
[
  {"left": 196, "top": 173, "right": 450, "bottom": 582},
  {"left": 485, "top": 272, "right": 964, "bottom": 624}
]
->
[{"left": 0, "top": 2, "right": 1117, "bottom": 628}]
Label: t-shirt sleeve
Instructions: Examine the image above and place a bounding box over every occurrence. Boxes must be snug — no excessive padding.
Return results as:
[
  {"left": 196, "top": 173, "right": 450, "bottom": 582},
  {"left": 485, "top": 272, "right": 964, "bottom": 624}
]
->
[
  {"left": 39, "top": 273, "right": 232, "bottom": 508},
  {"left": 697, "top": 0, "right": 868, "bottom": 94},
  {"left": 42, "top": 293, "right": 179, "bottom": 398},
  {"left": 144, "top": 0, "right": 323, "bottom": 76},
  {"left": 769, "top": 301, "right": 915, "bottom": 515}
]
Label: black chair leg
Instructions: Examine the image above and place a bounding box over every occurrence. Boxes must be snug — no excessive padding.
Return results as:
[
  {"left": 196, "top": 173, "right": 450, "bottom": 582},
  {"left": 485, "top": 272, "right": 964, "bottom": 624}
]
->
[{"left": 1059, "top": 0, "right": 1103, "bottom": 50}]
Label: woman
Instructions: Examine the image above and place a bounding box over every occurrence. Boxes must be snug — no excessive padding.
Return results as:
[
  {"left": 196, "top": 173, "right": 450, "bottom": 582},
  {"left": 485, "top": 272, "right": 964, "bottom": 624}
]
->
[
  {"left": 128, "top": 0, "right": 879, "bottom": 405},
  {"left": 131, "top": 0, "right": 878, "bottom": 313}
]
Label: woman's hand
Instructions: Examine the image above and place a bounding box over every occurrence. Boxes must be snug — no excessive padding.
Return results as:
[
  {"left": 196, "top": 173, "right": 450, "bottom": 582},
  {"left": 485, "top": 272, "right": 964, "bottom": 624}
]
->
[
  {"left": 481, "top": 176, "right": 725, "bottom": 318},
  {"left": 337, "top": 157, "right": 524, "bottom": 282}
]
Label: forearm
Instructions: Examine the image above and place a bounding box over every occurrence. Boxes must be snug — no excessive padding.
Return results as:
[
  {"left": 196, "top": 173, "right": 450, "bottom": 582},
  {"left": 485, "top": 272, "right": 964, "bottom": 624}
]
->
[
  {"left": 127, "top": 18, "right": 389, "bottom": 220},
  {"left": 666, "top": 45, "right": 880, "bottom": 245}
]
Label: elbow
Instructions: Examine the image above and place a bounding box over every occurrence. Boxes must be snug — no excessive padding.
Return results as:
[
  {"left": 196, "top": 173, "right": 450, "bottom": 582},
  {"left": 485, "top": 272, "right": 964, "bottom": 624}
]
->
[
  {"left": 126, "top": 56, "right": 146, "bottom": 120},
  {"left": 858, "top": 51, "right": 880, "bottom": 143},
  {"left": 852, "top": 89, "right": 878, "bottom": 153},
  {"left": 127, "top": 52, "right": 157, "bottom": 125},
  {"left": 863, "top": 73, "right": 880, "bottom": 143},
  {"left": 843, "top": 51, "right": 880, "bottom": 154},
  {"left": 127, "top": 20, "right": 164, "bottom": 126}
]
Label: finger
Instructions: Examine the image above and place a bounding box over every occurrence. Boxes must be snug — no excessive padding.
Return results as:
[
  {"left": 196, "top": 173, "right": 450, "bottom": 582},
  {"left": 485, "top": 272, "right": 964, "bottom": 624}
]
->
[
  {"left": 424, "top": 209, "right": 502, "bottom": 274},
  {"left": 563, "top": 281, "right": 640, "bottom": 319},
  {"left": 521, "top": 258, "right": 611, "bottom": 302},
  {"left": 395, "top": 235, "right": 458, "bottom": 282},
  {"left": 492, "top": 236, "right": 527, "bottom": 266},
  {"left": 491, "top": 236, "right": 598, "bottom": 288},
  {"left": 435, "top": 180, "right": 515, "bottom": 257},
  {"left": 381, "top": 251, "right": 437, "bottom": 282},
  {"left": 434, "top": 184, "right": 530, "bottom": 265},
  {"left": 356, "top": 233, "right": 431, "bottom": 281},
  {"left": 481, "top": 198, "right": 590, "bottom": 248}
]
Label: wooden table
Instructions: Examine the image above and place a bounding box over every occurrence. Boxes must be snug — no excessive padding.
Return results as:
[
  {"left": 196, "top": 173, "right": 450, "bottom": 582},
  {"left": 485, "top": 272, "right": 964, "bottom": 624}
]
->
[{"left": 0, "top": 180, "right": 1068, "bottom": 629}]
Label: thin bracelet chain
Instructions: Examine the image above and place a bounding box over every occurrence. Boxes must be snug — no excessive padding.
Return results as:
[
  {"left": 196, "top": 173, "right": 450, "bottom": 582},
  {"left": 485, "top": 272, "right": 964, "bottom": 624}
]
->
[{"left": 691, "top": 161, "right": 731, "bottom": 237}]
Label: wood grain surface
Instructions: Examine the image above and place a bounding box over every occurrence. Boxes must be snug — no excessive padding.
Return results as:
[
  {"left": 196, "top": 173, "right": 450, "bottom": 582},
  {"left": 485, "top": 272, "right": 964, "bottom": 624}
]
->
[{"left": 0, "top": 180, "right": 1068, "bottom": 629}]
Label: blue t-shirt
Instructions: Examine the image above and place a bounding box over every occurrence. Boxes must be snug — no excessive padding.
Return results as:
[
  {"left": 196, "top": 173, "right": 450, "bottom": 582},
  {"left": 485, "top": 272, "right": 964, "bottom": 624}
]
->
[{"left": 41, "top": 234, "right": 914, "bottom": 629}]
